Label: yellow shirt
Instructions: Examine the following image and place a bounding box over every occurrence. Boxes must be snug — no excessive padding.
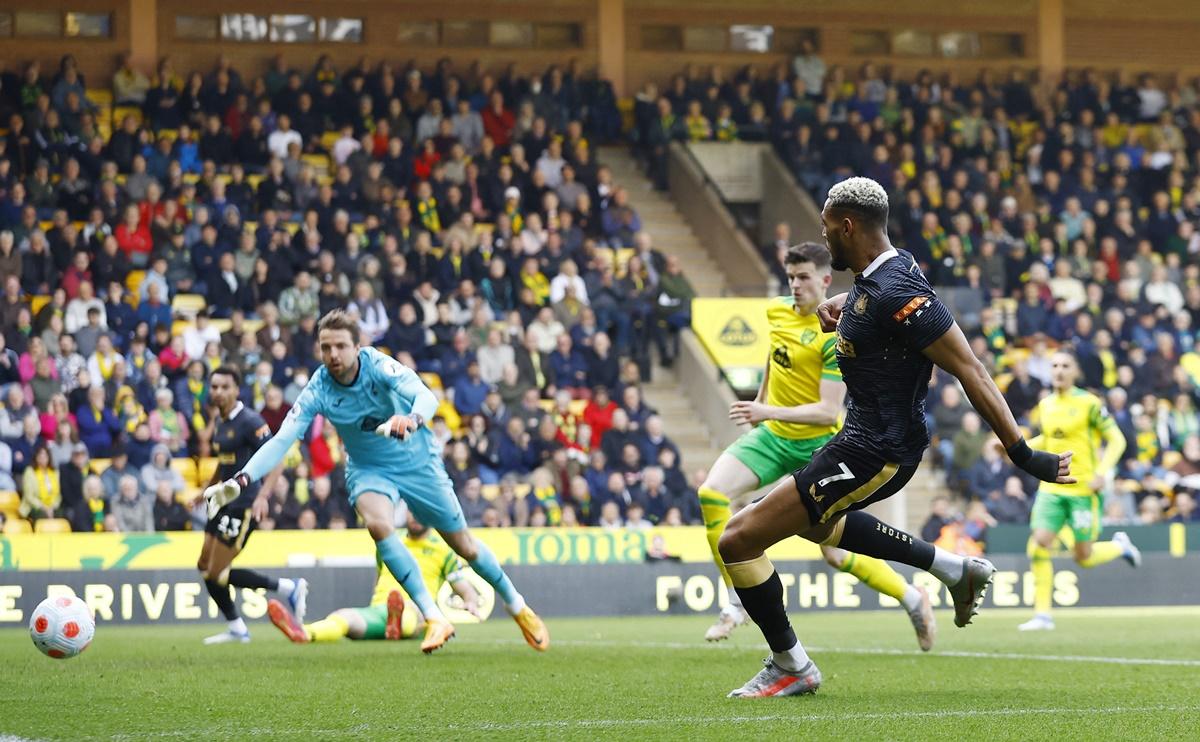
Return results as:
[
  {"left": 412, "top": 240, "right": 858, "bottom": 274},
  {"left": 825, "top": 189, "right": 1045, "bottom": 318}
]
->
[
  {"left": 763, "top": 297, "right": 841, "bottom": 441},
  {"left": 1029, "top": 387, "right": 1125, "bottom": 496},
  {"left": 370, "top": 531, "right": 465, "bottom": 607}
]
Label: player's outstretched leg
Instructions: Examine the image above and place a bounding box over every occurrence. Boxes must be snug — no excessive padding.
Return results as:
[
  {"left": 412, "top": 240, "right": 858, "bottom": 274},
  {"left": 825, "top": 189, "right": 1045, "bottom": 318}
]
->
[
  {"left": 228, "top": 569, "right": 309, "bottom": 621},
  {"left": 442, "top": 528, "right": 549, "bottom": 651},
  {"left": 198, "top": 537, "right": 251, "bottom": 645},
  {"left": 267, "top": 599, "right": 312, "bottom": 643},
  {"left": 357, "top": 493, "right": 455, "bottom": 653},
  {"left": 824, "top": 511, "right": 995, "bottom": 628},
  {"left": 385, "top": 590, "right": 406, "bottom": 641},
  {"left": 822, "top": 546, "right": 935, "bottom": 651}
]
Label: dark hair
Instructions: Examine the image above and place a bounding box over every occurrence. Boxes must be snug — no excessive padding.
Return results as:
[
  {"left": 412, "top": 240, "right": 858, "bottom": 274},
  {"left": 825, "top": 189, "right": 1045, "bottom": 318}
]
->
[
  {"left": 210, "top": 365, "right": 242, "bottom": 386},
  {"left": 316, "top": 308, "right": 362, "bottom": 344},
  {"left": 784, "top": 241, "right": 832, "bottom": 269}
]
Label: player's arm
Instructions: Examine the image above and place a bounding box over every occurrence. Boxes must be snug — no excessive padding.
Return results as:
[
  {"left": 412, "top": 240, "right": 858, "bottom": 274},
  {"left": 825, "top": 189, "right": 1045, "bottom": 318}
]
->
[
  {"left": 732, "top": 338, "right": 844, "bottom": 427},
  {"left": 817, "top": 292, "right": 848, "bottom": 332},
  {"left": 920, "top": 323, "right": 1073, "bottom": 484},
  {"left": 204, "top": 388, "right": 319, "bottom": 507},
  {"left": 375, "top": 355, "right": 439, "bottom": 440},
  {"left": 1091, "top": 402, "right": 1127, "bottom": 490}
]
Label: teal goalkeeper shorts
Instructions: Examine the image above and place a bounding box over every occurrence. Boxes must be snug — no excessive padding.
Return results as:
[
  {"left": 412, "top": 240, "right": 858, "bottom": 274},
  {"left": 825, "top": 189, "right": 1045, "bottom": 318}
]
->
[{"left": 345, "top": 456, "right": 467, "bottom": 533}]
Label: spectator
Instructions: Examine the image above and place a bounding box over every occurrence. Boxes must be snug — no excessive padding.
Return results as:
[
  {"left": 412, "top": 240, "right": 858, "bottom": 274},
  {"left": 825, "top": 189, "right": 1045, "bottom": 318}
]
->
[
  {"left": 111, "top": 473, "right": 153, "bottom": 532},
  {"left": 148, "top": 389, "right": 189, "bottom": 455},
  {"left": 19, "top": 445, "right": 60, "bottom": 519},
  {"left": 153, "top": 480, "right": 189, "bottom": 531},
  {"left": 141, "top": 443, "right": 184, "bottom": 495},
  {"left": 921, "top": 495, "right": 954, "bottom": 543},
  {"left": 72, "top": 474, "right": 108, "bottom": 532},
  {"left": 75, "top": 384, "right": 121, "bottom": 457},
  {"left": 459, "top": 476, "right": 489, "bottom": 527}
]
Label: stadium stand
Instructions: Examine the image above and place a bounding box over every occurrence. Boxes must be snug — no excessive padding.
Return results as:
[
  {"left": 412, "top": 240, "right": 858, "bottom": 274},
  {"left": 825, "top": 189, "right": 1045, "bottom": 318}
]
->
[
  {"left": 628, "top": 55, "right": 1200, "bottom": 540},
  {"left": 0, "top": 53, "right": 708, "bottom": 533}
]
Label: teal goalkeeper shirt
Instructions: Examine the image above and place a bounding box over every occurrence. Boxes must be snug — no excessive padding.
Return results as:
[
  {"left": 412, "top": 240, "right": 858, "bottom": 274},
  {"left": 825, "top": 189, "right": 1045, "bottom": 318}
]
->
[{"left": 242, "top": 347, "right": 440, "bottom": 483}]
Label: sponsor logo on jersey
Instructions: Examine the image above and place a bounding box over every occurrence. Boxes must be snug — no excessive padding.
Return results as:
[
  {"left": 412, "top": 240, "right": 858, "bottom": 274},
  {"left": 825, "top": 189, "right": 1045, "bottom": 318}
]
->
[
  {"left": 772, "top": 344, "right": 793, "bottom": 369},
  {"left": 892, "top": 296, "right": 930, "bottom": 323},
  {"left": 800, "top": 328, "right": 817, "bottom": 345},
  {"left": 854, "top": 294, "right": 868, "bottom": 315},
  {"left": 835, "top": 332, "right": 856, "bottom": 358}
]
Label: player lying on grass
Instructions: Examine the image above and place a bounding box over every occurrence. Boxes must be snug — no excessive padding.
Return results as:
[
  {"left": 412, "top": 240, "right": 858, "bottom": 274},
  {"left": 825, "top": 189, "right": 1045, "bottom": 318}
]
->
[
  {"left": 267, "top": 513, "right": 480, "bottom": 643},
  {"left": 194, "top": 366, "right": 308, "bottom": 645},
  {"left": 699, "top": 242, "right": 934, "bottom": 650},
  {"left": 718, "top": 177, "right": 1073, "bottom": 698},
  {"left": 1019, "top": 350, "right": 1140, "bottom": 632},
  {"left": 204, "top": 310, "right": 547, "bottom": 654}
]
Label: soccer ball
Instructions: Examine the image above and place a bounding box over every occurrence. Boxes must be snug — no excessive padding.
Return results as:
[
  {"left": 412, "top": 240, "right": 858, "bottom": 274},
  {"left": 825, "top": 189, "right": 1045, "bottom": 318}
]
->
[{"left": 29, "top": 594, "right": 95, "bottom": 659}]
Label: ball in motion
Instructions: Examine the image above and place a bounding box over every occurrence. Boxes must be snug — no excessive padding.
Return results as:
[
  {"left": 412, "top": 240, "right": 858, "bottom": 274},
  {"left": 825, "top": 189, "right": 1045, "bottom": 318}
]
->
[{"left": 29, "top": 594, "right": 95, "bottom": 659}]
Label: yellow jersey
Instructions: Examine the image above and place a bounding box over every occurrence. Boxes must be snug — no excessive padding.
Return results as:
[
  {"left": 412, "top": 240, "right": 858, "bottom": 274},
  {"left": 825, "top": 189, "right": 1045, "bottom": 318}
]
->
[
  {"left": 369, "top": 531, "right": 466, "bottom": 607},
  {"left": 763, "top": 296, "right": 842, "bottom": 441},
  {"left": 1029, "top": 387, "right": 1126, "bottom": 496}
]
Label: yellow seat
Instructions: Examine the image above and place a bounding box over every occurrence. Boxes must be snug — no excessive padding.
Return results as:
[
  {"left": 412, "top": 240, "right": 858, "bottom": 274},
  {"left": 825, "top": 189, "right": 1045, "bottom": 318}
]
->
[
  {"left": 156, "top": 128, "right": 179, "bottom": 143},
  {"left": 179, "top": 486, "right": 202, "bottom": 505},
  {"left": 197, "top": 457, "right": 219, "bottom": 486},
  {"left": 538, "top": 400, "right": 554, "bottom": 412},
  {"left": 88, "top": 88, "right": 113, "bottom": 105},
  {"left": 419, "top": 373, "right": 443, "bottom": 391},
  {"left": 0, "top": 490, "right": 20, "bottom": 515},
  {"left": 319, "top": 131, "right": 340, "bottom": 151},
  {"left": 89, "top": 458, "right": 112, "bottom": 475},
  {"left": 171, "top": 319, "right": 194, "bottom": 338},
  {"left": 513, "top": 483, "right": 532, "bottom": 498},
  {"left": 113, "top": 106, "right": 142, "bottom": 126},
  {"left": 569, "top": 400, "right": 587, "bottom": 416},
  {"left": 246, "top": 174, "right": 264, "bottom": 190},
  {"left": 171, "top": 457, "right": 198, "bottom": 485},
  {"left": 481, "top": 484, "right": 501, "bottom": 501},
  {"left": 282, "top": 221, "right": 301, "bottom": 235},
  {"left": 209, "top": 319, "right": 233, "bottom": 333},
  {"left": 614, "top": 247, "right": 635, "bottom": 277},
  {"left": 3, "top": 518, "right": 32, "bottom": 535},
  {"left": 34, "top": 518, "right": 72, "bottom": 534},
  {"left": 242, "top": 319, "right": 264, "bottom": 335},
  {"left": 30, "top": 294, "right": 52, "bottom": 316},
  {"left": 126, "top": 270, "right": 146, "bottom": 299},
  {"left": 172, "top": 293, "right": 207, "bottom": 317},
  {"left": 1162, "top": 450, "right": 1183, "bottom": 469}
]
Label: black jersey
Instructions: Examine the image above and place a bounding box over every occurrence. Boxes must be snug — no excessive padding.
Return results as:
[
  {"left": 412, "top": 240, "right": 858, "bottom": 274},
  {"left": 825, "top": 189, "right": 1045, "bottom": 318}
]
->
[
  {"left": 211, "top": 402, "right": 272, "bottom": 503},
  {"left": 834, "top": 248, "right": 955, "bottom": 465}
]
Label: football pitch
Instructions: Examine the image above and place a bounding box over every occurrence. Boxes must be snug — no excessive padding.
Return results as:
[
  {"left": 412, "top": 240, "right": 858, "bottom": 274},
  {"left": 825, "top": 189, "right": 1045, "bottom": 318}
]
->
[{"left": 4, "top": 608, "right": 1199, "bottom": 741}]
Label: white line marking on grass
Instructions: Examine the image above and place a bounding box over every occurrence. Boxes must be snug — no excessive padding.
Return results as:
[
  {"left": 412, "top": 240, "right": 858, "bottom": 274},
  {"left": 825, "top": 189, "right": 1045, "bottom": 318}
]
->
[
  {"left": 478, "top": 638, "right": 1200, "bottom": 667},
  {"left": 451, "top": 705, "right": 1200, "bottom": 733}
]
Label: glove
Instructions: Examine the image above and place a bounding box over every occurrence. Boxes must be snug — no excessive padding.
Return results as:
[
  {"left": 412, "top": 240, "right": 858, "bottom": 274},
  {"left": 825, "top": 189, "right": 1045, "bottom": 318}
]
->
[
  {"left": 1006, "top": 439, "right": 1069, "bottom": 483},
  {"left": 374, "top": 414, "right": 421, "bottom": 441},
  {"left": 203, "top": 473, "right": 248, "bottom": 519}
]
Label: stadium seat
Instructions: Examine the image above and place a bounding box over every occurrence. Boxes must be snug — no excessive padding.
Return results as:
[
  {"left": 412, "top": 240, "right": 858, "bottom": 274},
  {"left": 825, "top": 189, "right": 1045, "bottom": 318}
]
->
[
  {"left": 0, "top": 490, "right": 20, "bottom": 515},
  {"left": 89, "top": 458, "right": 112, "bottom": 475},
  {"left": 242, "top": 319, "right": 264, "bottom": 335},
  {"left": 419, "top": 372, "right": 443, "bottom": 391},
  {"left": 172, "top": 294, "right": 207, "bottom": 317},
  {"left": 1163, "top": 451, "right": 1183, "bottom": 469},
  {"left": 319, "top": 131, "right": 340, "bottom": 151},
  {"left": 112, "top": 106, "right": 142, "bottom": 126},
  {"left": 87, "top": 88, "right": 113, "bottom": 105},
  {"left": 125, "top": 270, "right": 146, "bottom": 299},
  {"left": 197, "top": 457, "right": 218, "bottom": 486},
  {"left": 513, "top": 484, "right": 532, "bottom": 498},
  {"left": 34, "top": 518, "right": 72, "bottom": 534},
  {"left": 157, "top": 128, "right": 179, "bottom": 143},
  {"left": 3, "top": 518, "right": 32, "bottom": 535},
  {"left": 29, "top": 295, "right": 52, "bottom": 316},
  {"left": 172, "top": 458, "right": 198, "bottom": 485},
  {"left": 481, "top": 484, "right": 501, "bottom": 501},
  {"left": 568, "top": 400, "right": 587, "bottom": 416},
  {"left": 209, "top": 319, "right": 233, "bottom": 333},
  {"left": 171, "top": 319, "right": 194, "bottom": 337}
]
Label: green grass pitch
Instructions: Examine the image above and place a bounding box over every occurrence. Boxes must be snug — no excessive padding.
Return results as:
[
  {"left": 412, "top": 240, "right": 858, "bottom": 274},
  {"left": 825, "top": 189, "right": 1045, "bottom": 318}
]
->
[{"left": 4, "top": 608, "right": 1200, "bottom": 740}]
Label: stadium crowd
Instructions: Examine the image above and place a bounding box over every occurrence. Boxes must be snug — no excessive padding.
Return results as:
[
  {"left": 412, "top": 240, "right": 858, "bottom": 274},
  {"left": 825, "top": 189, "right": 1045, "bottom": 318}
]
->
[
  {"left": 0, "top": 52, "right": 705, "bottom": 535},
  {"left": 630, "top": 51, "right": 1200, "bottom": 541}
]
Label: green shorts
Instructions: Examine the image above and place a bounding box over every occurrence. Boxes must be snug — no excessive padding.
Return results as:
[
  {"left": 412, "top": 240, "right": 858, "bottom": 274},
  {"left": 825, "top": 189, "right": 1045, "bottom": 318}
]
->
[
  {"left": 1030, "top": 491, "right": 1102, "bottom": 543},
  {"left": 349, "top": 605, "right": 389, "bottom": 641},
  {"left": 725, "top": 426, "right": 833, "bottom": 488}
]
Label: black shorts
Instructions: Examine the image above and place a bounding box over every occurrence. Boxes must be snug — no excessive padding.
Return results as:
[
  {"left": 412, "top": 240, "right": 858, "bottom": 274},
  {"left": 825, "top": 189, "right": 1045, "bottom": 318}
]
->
[
  {"left": 205, "top": 503, "right": 257, "bottom": 550},
  {"left": 792, "top": 437, "right": 919, "bottom": 525}
]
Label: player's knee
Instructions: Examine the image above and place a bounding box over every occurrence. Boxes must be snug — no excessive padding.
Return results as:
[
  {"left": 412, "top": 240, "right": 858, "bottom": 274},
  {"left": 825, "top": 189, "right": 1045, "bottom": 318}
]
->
[
  {"left": 821, "top": 550, "right": 843, "bottom": 569},
  {"left": 365, "top": 519, "right": 394, "bottom": 542},
  {"left": 1073, "top": 543, "right": 1093, "bottom": 563},
  {"left": 717, "top": 520, "right": 749, "bottom": 562}
]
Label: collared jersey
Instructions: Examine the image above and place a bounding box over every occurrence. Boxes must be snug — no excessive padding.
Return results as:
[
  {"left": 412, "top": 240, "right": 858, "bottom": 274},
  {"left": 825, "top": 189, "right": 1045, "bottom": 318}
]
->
[
  {"left": 763, "top": 296, "right": 842, "bottom": 440},
  {"left": 1031, "top": 387, "right": 1122, "bottom": 496},
  {"left": 834, "top": 248, "right": 955, "bottom": 465}
]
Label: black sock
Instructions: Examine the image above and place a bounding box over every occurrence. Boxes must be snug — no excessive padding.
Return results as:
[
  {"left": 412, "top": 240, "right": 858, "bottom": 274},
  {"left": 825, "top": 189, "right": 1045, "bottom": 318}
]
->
[
  {"left": 837, "top": 511, "right": 936, "bottom": 571},
  {"left": 203, "top": 578, "right": 238, "bottom": 621},
  {"left": 227, "top": 568, "right": 279, "bottom": 592},
  {"left": 734, "top": 571, "right": 797, "bottom": 653}
]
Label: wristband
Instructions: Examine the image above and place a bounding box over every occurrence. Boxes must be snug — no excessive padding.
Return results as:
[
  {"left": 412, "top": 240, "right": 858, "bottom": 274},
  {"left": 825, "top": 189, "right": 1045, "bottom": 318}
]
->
[
  {"left": 1005, "top": 439, "right": 1032, "bottom": 467},
  {"left": 234, "top": 472, "right": 251, "bottom": 489}
]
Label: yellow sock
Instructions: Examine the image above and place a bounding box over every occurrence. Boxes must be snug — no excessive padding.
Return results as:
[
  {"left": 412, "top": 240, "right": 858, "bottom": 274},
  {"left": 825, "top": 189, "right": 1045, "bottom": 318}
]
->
[
  {"left": 306, "top": 615, "right": 350, "bottom": 642},
  {"left": 698, "top": 486, "right": 733, "bottom": 587},
  {"left": 839, "top": 552, "right": 908, "bottom": 601},
  {"left": 1078, "top": 540, "right": 1122, "bottom": 568},
  {"left": 1028, "top": 541, "right": 1054, "bottom": 614},
  {"left": 400, "top": 606, "right": 420, "bottom": 639}
]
